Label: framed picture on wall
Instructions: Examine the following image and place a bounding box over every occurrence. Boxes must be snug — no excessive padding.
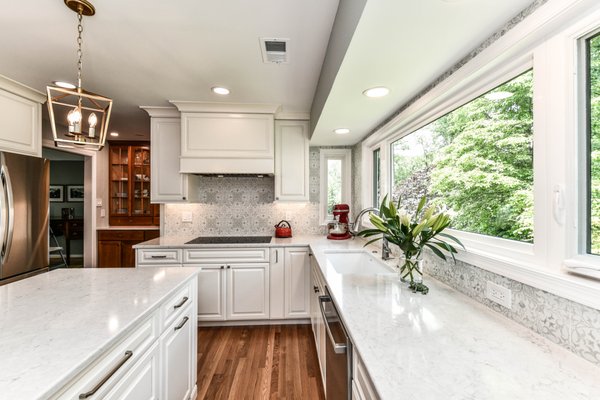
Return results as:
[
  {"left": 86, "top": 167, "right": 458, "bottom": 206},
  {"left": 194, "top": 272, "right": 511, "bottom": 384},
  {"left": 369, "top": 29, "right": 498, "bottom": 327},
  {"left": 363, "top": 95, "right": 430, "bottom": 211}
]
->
[
  {"left": 67, "top": 185, "right": 84, "bottom": 202},
  {"left": 49, "top": 185, "right": 63, "bottom": 202}
]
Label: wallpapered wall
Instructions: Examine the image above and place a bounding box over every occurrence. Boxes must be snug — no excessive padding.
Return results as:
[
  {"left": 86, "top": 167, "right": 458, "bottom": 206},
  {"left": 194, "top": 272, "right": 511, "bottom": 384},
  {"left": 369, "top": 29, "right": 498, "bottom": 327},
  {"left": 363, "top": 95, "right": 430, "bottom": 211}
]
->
[{"left": 163, "top": 147, "right": 327, "bottom": 237}]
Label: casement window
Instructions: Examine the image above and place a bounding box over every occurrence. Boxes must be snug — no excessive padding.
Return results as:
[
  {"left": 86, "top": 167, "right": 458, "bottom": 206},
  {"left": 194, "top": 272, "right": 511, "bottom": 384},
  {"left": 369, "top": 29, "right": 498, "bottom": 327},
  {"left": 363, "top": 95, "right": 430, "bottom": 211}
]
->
[
  {"left": 372, "top": 148, "right": 381, "bottom": 207},
  {"left": 320, "top": 149, "right": 352, "bottom": 223},
  {"left": 361, "top": 0, "right": 600, "bottom": 308},
  {"left": 389, "top": 70, "right": 534, "bottom": 243}
]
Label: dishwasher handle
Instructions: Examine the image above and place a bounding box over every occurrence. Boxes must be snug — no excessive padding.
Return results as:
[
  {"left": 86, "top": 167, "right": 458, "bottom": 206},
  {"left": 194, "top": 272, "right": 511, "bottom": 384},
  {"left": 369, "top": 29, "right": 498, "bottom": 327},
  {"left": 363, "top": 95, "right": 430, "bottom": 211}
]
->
[{"left": 319, "top": 295, "right": 347, "bottom": 354}]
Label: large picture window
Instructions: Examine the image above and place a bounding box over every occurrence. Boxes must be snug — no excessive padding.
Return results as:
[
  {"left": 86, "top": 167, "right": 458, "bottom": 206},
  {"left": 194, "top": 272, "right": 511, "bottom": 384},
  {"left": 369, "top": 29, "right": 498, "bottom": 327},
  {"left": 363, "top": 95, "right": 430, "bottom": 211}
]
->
[
  {"left": 587, "top": 32, "right": 600, "bottom": 254},
  {"left": 391, "top": 70, "right": 534, "bottom": 242}
]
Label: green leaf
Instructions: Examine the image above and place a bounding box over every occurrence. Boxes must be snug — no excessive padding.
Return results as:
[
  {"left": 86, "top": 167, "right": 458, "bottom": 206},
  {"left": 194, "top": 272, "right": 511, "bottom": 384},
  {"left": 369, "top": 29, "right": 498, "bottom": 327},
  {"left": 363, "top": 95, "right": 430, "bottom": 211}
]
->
[
  {"left": 424, "top": 243, "right": 447, "bottom": 261},
  {"left": 437, "top": 232, "right": 465, "bottom": 249},
  {"left": 416, "top": 196, "right": 427, "bottom": 216}
]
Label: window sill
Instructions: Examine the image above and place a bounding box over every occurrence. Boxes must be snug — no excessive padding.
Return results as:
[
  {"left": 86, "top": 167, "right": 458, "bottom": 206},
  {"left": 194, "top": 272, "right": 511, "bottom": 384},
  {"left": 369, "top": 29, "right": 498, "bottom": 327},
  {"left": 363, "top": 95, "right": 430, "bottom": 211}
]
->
[{"left": 564, "top": 256, "right": 600, "bottom": 280}]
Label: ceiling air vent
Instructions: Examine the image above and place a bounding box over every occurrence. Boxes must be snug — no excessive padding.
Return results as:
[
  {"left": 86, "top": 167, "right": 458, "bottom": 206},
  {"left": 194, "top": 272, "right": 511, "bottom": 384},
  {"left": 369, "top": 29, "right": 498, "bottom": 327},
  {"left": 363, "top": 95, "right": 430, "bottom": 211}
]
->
[{"left": 260, "top": 38, "right": 289, "bottom": 64}]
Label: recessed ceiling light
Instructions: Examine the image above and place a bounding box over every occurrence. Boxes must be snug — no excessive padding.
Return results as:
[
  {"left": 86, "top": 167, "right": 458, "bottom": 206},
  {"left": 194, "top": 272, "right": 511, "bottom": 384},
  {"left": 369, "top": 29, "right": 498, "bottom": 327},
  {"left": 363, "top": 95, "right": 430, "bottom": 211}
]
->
[
  {"left": 334, "top": 128, "right": 350, "bottom": 134},
  {"left": 52, "top": 80, "right": 76, "bottom": 89},
  {"left": 363, "top": 86, "right": 390, "bottom": 98},
  {"left": 110, "top": 132, "right": 119, "bottom": 137},
  {"left": 212, "top": 87, "right": 230, "bottom": 95},
  {"left": 484, "top": 91, "right": 514, "bottom": 101}
]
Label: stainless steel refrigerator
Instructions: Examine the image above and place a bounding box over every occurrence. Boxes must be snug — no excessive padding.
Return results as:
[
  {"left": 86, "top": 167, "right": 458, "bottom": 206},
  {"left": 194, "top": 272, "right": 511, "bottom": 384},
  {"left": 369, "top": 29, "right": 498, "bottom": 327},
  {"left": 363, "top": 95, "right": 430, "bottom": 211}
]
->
[{"left": 0, "top": 151, "right": 49, "bottom": 285}]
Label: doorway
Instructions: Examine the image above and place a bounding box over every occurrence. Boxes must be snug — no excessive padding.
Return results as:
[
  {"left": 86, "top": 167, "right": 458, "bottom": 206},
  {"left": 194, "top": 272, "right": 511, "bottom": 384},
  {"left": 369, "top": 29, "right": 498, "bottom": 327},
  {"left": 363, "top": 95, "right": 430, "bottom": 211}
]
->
[{"left": 42, "top": 141, "right": 98, "bottom": 268}]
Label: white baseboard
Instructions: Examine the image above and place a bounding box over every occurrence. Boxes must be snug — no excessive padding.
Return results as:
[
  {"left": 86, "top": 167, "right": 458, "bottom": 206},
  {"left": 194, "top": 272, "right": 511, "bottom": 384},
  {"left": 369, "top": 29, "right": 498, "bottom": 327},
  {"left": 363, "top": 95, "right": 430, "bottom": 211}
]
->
[
  {"left": 197, "top": 318, "right": 310, "bottom": 327},
  {"left": 190, "top": 384, "right": 198, "bottom": 400}
]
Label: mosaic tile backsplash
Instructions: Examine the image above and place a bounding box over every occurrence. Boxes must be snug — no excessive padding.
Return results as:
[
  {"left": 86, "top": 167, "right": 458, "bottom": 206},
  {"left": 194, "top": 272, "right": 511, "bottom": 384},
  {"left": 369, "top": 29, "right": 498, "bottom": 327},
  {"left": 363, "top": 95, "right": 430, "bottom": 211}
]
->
[
  {"left": 424, "top": 254, "right": 600, "bottom": 366},
  {"left": 164, "top": 147, "right": 327, "bottom": 237}
]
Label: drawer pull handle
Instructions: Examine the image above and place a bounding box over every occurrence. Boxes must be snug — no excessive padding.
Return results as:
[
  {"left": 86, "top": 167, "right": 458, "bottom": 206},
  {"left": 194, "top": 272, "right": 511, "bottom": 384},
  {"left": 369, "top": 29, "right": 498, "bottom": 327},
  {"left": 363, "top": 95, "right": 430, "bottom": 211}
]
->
[
  {"left": 175, "top": 316, "right": 189, "bottom": 331},
  {"left": 150, "top": 255, "right": 167, "bottom": 259},
  {"left": 174, "top": 296, "right": 188, "bottom": 309},
  {"left": 314, "top": 285, "right": 319, "bottom": 293},
  {"left": 79, "top": 350, "right": 133, "bottom": 399}
]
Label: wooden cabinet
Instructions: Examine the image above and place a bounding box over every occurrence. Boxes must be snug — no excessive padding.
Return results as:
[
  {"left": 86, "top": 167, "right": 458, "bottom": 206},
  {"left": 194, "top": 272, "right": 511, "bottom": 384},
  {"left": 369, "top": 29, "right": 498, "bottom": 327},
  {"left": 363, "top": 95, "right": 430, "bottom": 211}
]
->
[
  {"left": 109, "top": 142, "right": 159, "bottom": 226},
  {"left": 0, "top": 75, "right": 44, "bottom": 157},
  {"left": 284, "top": 247, "right": 311, "bottom": 318},
  {"left": 98, "top": 229, "right": 160, "bottom": 268},
  {"left": 275, "top": 120, "right": 309, "bottom": 201}
]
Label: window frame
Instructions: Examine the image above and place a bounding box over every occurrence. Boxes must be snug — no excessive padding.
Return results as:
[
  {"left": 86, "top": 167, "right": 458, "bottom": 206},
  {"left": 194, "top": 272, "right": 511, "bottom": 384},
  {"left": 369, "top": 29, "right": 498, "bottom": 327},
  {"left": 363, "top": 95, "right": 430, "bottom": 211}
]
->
[
  {"left": 362, "top": 0, "right": 600, "bottom": 310},
  {"left": 319, "top": 148, "right": 352, "bottom": 224}
]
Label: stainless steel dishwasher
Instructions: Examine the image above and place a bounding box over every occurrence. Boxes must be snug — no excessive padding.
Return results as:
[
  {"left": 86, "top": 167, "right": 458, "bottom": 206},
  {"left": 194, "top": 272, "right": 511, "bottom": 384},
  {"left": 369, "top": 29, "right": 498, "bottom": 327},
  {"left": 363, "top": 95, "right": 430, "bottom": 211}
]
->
[{"left": 319, "top": 288, "right": 352, "bottom": 400}]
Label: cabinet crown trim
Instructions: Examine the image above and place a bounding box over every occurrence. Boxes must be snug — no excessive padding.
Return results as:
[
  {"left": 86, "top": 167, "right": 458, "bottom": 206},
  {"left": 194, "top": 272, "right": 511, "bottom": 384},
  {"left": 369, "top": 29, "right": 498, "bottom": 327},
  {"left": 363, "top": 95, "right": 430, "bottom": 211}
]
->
[
  {"left": 140, "top": 106, "right": 180, "bottom": 118},
  {"left": 0, "top": 74, "right": 46, "bottom": 103},
  {"left": 169, "top": 101, "right": 280, "bottom": 114}
]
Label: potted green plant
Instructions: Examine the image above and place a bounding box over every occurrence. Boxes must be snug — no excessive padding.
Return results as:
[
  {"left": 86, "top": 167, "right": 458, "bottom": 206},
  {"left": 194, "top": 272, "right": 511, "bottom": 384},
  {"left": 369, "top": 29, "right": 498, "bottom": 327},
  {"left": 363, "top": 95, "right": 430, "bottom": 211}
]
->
[{"left": 356, "top": 195, "right": 464, "bottom": 294}]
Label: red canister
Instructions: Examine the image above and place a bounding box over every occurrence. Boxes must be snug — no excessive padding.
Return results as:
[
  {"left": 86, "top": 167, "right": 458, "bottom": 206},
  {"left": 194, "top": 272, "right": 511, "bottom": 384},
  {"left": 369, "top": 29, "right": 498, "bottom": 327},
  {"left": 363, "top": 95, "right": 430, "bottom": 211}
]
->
[{"left": 274, "top": 220, "right": 292, "bottom": 238}]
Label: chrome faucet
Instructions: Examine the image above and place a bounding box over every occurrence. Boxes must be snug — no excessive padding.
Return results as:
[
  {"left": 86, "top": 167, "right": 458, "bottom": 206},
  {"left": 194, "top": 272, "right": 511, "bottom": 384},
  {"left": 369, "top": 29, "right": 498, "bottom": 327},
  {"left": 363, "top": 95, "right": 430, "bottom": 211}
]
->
[{"left": 351, "top": 207, "right": 393, "bottom": 261}]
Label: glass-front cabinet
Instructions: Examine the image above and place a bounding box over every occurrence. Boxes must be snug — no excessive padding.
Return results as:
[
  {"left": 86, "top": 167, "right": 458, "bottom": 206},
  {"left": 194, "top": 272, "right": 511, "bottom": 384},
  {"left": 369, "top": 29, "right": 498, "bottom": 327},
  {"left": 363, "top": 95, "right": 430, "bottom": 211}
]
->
[{"left": 109, "top": 142, "right": 159, "bottom": 225}]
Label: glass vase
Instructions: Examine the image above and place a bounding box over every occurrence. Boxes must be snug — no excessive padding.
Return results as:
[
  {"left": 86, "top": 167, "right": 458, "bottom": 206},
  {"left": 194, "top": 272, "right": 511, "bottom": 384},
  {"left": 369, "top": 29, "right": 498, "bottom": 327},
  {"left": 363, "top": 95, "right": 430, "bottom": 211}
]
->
[{"left": 399, "top": 255, "right": 428, "bottom": 294}]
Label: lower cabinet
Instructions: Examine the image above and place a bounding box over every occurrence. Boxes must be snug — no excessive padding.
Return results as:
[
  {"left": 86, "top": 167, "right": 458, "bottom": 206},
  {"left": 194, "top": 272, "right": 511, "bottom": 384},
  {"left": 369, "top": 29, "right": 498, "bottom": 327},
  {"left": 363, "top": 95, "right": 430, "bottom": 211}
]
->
[
  {"left": 52, "top": 277, "right": 197, "bottom": 400},
  {"left": 162, "top": 303, "right": 195, "bottom": 400},
  {"left": 98, "top": 229, "right": 160, "bottom": 268},
  {"left": 284, "top": 247, "right": 311, "bottom": 318},
  {"left": 193, "top": 262, "right": 269, "bottom": 321}
]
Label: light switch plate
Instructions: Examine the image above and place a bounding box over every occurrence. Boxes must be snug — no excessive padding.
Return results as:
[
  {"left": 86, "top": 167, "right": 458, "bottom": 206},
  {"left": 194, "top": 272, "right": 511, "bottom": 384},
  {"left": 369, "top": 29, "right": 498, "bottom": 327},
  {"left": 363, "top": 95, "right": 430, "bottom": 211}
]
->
[
  {"left": 96, "top": 198, "right": 103, "bottom": 207},
  {"left": 181, "top": 211, "right": 193, "bottom": 223},
  {"left": 486, "top": 281, "right": 512, "bottom": 309}
]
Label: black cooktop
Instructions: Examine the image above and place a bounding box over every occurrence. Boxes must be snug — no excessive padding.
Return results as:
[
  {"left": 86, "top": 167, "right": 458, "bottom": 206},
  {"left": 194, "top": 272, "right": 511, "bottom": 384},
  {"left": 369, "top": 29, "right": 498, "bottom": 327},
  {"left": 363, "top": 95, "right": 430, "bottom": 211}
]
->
[{"left": 185, "top": 236, "right": 273, "bottom": 244}]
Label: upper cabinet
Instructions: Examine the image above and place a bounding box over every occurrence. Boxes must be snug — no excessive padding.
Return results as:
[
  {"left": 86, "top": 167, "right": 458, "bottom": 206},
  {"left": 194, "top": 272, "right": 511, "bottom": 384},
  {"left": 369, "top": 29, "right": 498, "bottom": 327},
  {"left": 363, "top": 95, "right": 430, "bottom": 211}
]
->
[
  {"left": 275, "top": 120, "right": 309, "bottom": 201},
  {"left": 0, "top": 75, "right": 45, "bottom": 157},
  {"left": 170, "top": 102, "right": 279, "bottom": 175},
  {"left": 109, "top": 142, "right": 159, "bottom": 225}
]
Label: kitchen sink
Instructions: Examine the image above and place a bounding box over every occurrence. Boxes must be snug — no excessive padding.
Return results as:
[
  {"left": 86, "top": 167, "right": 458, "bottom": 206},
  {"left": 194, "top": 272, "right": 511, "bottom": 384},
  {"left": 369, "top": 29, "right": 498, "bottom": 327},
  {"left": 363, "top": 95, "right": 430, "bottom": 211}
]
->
[{"left": 323, "top": 250, "right": 396, "bottom": 275}]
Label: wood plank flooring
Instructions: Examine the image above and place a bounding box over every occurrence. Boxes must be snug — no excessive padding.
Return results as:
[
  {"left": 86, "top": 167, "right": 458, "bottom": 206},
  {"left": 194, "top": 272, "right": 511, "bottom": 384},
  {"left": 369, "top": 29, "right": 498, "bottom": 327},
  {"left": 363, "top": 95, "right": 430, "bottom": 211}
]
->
[{"left": 196, "top": 325, "right": 325, "bottom": 400}]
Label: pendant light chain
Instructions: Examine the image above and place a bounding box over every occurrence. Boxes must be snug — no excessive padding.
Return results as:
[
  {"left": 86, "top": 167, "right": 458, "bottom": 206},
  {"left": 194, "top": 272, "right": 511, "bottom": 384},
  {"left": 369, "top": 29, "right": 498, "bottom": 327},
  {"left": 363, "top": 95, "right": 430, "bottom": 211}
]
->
[{"left": 76, "top": 10, "right": 83, "bottom": 90}]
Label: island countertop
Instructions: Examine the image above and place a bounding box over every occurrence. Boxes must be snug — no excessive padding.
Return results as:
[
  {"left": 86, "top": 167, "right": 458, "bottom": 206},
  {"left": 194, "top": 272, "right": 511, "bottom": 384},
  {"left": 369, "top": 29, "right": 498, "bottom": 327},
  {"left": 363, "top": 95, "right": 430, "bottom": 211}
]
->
[
  {"left": 0, "top": 267, "right": 200, "bottom": 399},
  {"left": 134, "top": 234, "right": 600, "bottom": 399}
]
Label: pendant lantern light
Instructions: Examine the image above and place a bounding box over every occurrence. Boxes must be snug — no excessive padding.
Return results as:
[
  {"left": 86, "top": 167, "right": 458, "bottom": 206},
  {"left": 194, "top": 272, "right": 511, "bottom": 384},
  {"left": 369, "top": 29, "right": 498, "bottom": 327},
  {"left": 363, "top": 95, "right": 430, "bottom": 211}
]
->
[{"left": 46, "top": 0, "right": 112, "bottom": 151}]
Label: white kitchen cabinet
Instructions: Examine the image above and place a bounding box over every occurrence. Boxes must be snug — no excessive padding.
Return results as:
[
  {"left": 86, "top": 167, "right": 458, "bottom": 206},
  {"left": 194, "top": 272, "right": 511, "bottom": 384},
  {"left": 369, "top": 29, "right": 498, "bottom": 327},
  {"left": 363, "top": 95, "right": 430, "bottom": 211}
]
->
[
  {"left": 104, "top": 342, "right": 160, "bottom": 400},
  {"left": 182, "top": 248, "right": 270, "bottom": 322},
  {"left": 196, "top": 265, "right": 226, "bottom": 321},
  {"left": 178, "top": 112, "right": 275, "bottom": 174},
  {"left": 274, "top": 120, "right": 309, "bottom": 201},
  {"left": 353, "top": 350, "right": 379, "bottom": 400},
  {"left": 0, "top": 75, "right": 44, "bottom": 157},
  {"left": 161, "top": 303, "right": 195, "bottom": 400},
  {"left": 269, "top": 247, "right": 285, "bottom": 319},
  {"left": 150, "top": 117, "right": 189, "bottom": 202},
  {"left": 227, "top": 263, "right": 270, "bottom": 320},
  {"left": 284, "top": 247, "right": 311, "bottom": 318},
  {"left": 51, "top": 276, "right": 198, "bottom": 400}
]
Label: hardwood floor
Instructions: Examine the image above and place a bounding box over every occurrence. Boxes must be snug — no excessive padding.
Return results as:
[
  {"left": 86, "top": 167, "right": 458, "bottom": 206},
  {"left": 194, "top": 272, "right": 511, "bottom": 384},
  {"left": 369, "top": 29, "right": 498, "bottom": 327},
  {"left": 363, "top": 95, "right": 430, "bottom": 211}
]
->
[{"left": 196, "top": 325, "right": 325, "bottom": 400}]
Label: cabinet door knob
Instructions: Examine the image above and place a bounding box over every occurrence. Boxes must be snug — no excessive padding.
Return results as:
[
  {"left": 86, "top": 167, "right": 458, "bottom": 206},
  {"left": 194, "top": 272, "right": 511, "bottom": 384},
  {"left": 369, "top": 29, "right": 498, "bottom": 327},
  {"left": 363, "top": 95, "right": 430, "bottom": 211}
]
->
[
  {"left": 220, "top": 265, "right": 224, "bottom": 269},
  {"left": 227, "top": 265, "right": 231, "bottom": 269},
  {"left": 314, "top": 286, "right": 319, "bottom": 293}
]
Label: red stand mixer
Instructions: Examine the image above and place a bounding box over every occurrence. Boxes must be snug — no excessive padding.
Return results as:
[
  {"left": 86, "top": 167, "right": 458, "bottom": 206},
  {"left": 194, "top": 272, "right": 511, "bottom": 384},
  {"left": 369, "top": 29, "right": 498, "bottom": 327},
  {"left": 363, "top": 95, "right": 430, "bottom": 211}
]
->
[{"left": 327, "top": 204, "right": 352, "bottom": 240}]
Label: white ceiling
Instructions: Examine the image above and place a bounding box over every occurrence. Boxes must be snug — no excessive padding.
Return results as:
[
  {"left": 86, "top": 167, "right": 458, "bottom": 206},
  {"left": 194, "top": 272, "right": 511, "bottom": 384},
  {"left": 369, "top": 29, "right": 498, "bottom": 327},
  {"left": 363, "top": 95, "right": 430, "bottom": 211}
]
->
[
  {"left": 0, "top": 0, "right": 536, "bottom": 145},
  {"left": 310, "top": 0, "right": 535, "bottom": 145},
  {"left": 0, "top": 0, "right": 339, "bottom": 140}
]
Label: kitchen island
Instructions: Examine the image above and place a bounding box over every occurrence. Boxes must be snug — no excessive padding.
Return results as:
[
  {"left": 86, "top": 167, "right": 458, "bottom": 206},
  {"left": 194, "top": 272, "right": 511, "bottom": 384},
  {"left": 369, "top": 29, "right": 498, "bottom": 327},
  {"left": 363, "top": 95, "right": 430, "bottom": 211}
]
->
[
  {"left": 135, "top": 235, "right": 600, "bottom": 400},
  {"left": 0, "top": 267, "right": 199, "bottom": 399}
]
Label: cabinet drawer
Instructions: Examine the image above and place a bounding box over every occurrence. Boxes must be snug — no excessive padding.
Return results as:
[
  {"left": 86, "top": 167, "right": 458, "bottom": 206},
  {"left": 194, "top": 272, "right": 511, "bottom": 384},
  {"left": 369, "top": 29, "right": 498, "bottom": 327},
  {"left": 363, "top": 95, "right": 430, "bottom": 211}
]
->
[
  {"left": 161, "top": 281, "right": 193, "bottom": 330},
  {"left": 353, "top": 352, "right": 379, "bottom": 400},
  {"left": 53, "top": 312, "right": 159, "bottom": 399},
  {"left": 98, "top": 230, "right": 145, "bottom": 241},
  {"left": 137, "top": 248, "right": 182, "bottom": 265},
  {"left": 184, "top": 247, "right": 269, "bottom": 263}
]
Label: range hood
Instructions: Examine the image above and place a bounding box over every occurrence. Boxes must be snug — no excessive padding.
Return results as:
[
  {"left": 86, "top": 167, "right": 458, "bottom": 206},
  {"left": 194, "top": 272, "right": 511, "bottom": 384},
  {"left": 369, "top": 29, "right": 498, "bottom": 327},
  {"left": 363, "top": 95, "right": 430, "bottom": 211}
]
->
[{"left": 170, "top": 101, "right": 278, "bottom": 175}]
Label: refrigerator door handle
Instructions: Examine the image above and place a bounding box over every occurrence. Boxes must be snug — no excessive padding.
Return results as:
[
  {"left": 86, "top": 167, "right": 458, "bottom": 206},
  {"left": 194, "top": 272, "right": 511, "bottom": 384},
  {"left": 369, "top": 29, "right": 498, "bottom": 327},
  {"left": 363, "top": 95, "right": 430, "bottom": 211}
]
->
[
  {"left": 1, "top": 161, "right": 14, "bottom": 262},
  {"left": 0, "top": 156, "right": 8, "bottom": 266}
]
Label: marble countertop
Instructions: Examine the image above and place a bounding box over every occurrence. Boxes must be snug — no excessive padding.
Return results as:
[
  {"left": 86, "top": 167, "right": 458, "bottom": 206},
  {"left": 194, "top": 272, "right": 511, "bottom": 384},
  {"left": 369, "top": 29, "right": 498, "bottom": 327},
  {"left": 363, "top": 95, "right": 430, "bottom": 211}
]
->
[
  {"left": 0, "top": 268, "right": 199, "bottom": 399},
  {"left": 97, "top": 225, "right": 160, "bottom": 230},
  {"left": 131, "top": 233, "right": 600, "bottom": 399}
]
